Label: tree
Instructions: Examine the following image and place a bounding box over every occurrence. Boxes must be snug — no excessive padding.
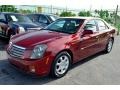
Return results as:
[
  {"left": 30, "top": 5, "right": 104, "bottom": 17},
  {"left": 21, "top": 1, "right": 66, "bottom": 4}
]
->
[
  {"left": 19, "top": 9, "right": 33, "bottom": 14},
  {"left": 78, "top": 11, "right": 91, "bottom": 16},
  {"left": 60, "top": 11, "right": 76, "bottom": 17},
  {"left": 78, "top": 11, "right": 86, "bottom": 16},
  {"left": 95, "top": 9, "right": 98, "bottom": 14},
  {"left": 0, "top": 5, "right": 18, "bottom": 12},
  {"left": 95, "top": 10, "right": 109, "bottom": 18},
  {"left": 86, "top": 11, "right": 91, "bottom": 16},
  {"left": 99, "top": 10, "right": 105, "bottom": 18},
  {"left": 105, "top": 10, "right": 109, "bottom": 18}
]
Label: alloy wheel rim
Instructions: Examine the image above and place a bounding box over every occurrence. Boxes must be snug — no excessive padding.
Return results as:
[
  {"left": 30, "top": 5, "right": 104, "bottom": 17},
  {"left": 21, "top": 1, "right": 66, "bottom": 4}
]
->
[
  {"left": 55, "top": 55, "right": 69, "bottom": 75},
  {"left": 107, "top": 40, "right": 113, "bottom": 52}
]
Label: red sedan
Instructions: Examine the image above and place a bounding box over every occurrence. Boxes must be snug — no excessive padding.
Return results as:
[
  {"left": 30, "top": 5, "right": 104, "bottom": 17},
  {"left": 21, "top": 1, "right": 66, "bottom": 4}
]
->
[{"left": 6, "top": 17, "right": 116, "bottom": 78}]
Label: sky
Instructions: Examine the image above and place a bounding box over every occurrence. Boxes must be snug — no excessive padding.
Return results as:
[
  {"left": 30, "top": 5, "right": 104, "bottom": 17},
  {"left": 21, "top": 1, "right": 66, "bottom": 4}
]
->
[
  {"left": 38, "top": 0, "right": 119, "bottom": 10},
  {"left": 0, "top": 0, "right": 120, "bottom": 10}
]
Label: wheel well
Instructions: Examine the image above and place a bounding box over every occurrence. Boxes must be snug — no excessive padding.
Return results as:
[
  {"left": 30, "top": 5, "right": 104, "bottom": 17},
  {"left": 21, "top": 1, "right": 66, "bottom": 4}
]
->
[
  {"left": 56, "top": 49, "right": 73, "bottom": 63},
  {"left": 7, "top": 28, "right": 17, "bottom": 37},
  {"left": 111, "top": 37, "right": 114, "bottom": 42}
]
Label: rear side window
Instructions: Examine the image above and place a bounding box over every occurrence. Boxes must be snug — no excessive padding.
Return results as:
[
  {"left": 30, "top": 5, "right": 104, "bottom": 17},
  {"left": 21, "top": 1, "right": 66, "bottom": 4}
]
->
[
  {"left": 0, "top": 13, "right": 6, "bottom": 20},
  {"left": 96, "top": 20, "right": 108, "bottom": 31},
  {"left": 84, "top": 20, "right": 97, "bottom": 32}
]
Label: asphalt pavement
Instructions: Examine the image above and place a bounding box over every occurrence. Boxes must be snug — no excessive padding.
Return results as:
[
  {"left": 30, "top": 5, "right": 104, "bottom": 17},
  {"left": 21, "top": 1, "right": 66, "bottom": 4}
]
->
[{"left": 0, "top": 36, "right": 120, "bottom": 85}]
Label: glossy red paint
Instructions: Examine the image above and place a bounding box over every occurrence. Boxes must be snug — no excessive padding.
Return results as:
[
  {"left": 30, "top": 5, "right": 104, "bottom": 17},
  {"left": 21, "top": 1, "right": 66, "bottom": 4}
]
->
[{"left": 6, "top": 17, "right": 116, "bottom": 76}]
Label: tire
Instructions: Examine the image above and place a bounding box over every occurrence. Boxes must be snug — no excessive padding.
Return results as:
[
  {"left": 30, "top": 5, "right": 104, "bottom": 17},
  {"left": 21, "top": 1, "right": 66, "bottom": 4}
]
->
[
  {"left": 8, "top": 30, "right": 15, "bottom": 40},
  {"left": 104, "top": 38, "right": 114, "bottom": 53},
  {"left": 50, "top": 51, "right": 71, "bottom": 78},
  {"left": 7, "top": 30, "right": 12, "bottom": 39}
]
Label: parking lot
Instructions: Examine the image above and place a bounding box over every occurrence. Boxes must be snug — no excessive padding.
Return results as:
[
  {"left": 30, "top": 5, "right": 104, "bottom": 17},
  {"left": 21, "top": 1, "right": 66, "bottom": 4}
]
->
[{"left": 0, "top": 36, "right": 120, "bottom": 85}]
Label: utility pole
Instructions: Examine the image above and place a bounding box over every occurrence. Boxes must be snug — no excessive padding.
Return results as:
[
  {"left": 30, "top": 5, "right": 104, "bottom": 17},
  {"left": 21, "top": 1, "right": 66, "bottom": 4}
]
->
[
  {"left": 66, "top": 5, "right": 67, "bottom": 12},
  {"left": 66, "top": 0, "right": 67, "bottom": 11},
  {"left": 115, "top": 5, "right": 118, "bottom": 26},
  {"left": 65, "top": 0, "right": 67, "bottom": 16},
  {"left": 51, "top": 5, "right": 52, "bottom": 14},
  {"left": 114, "top": 5, "right": 119, "bottom": 35}
]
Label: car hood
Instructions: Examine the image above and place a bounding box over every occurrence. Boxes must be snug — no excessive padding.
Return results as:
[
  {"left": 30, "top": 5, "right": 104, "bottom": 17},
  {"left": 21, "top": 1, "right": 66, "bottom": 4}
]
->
[
  {"left": 11, "top": 22, "right": 41, "bottom": 31},
  {"left": 12, "top": 30, "right": 69, "bottom": 48}
]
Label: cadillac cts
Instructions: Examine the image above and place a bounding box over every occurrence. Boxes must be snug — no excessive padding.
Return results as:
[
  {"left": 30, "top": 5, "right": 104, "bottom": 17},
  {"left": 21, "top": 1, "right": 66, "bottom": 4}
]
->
[{"left": 6, "top": 17, "right": 116, "bottom": 78}]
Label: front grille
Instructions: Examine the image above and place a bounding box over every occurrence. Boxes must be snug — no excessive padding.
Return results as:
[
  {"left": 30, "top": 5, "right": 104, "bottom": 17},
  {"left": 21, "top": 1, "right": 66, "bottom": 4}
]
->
[{"left": 8, "top": 44, "right": 25, "bottom": 58}]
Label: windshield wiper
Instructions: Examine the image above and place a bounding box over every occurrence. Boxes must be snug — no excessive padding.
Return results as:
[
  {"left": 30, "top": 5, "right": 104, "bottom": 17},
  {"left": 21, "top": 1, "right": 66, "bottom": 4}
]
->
[{"left": 41, "top": 28, "right": 72, "bottom": 34}]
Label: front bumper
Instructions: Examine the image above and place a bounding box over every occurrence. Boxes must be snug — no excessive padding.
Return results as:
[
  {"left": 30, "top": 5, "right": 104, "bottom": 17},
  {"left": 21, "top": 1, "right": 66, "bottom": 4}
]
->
[{"left": 7, "top": 54, "right": 53, "bottom": 76}]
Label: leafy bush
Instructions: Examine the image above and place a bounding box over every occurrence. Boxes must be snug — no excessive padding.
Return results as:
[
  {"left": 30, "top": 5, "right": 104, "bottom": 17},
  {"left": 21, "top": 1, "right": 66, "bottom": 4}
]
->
[
  {"left": 78, "top": 11, "right": 91, "bottom": 16},
  {"left": 0, "top": 5, "right": 18, "bottom": 12},
  {"left": 60, "top": 11, "right": 76, "bottom": 17}
]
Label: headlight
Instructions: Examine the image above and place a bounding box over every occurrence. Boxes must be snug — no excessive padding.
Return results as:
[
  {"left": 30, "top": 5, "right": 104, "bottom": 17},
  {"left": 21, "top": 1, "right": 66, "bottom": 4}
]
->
[
  {"left": 19, "top": 27, "right": 25, "bottom": 33},
  {"left": 30, "top": 44, "right": 47, "bottom": 59},
  {"left": 8, "top": 41, "right": 12, "bottom": 48}
]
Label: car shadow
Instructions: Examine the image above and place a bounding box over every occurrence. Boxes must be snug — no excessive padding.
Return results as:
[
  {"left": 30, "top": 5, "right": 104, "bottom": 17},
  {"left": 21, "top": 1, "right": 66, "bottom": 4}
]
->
[
  {"left": 0, "top": 59, "right": 57, "bottom": 85},
  {"left": 71, "top": 51, "right": 106, "bottom": 69},
  {"left": 0, "top": 51, "right": 106, "bottom": 85}
]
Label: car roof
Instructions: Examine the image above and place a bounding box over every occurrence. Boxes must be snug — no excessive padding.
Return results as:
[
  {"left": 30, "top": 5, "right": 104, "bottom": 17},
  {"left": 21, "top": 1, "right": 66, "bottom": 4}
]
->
[
  {"left": 0, "top": 12, "right": 22, "bottom": 15},
  {"left": 27, "top": 13, "right": 57, "bottom": 16},
  {"left": 60, "top": 17, "right": 101, "bottom": 20}
]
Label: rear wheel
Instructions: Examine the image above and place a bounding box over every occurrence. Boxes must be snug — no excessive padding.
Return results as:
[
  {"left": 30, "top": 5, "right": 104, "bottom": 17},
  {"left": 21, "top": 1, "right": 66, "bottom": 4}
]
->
[
  {"left": 50, "top": 51, "right": 71, "bottom": 78},
  {"left": 105, "top": 38, "right": 114, "bottom": 53}
]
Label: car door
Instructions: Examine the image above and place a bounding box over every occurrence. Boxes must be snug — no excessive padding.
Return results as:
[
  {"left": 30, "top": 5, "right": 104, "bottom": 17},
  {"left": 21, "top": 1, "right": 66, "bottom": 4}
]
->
[
  {"left": 95, "top": 19, "right": 110, "bottom": 51},
  {"left": 75, "top": 20, "right": 100, "bottom": 62},
  {"left": 0, "top": 13, "right": 8, "bottom": 37}
]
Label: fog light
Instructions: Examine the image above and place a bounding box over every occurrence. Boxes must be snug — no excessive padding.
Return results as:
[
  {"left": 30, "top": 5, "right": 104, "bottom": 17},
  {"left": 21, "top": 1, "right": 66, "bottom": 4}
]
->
[{"left": 29, "top": 66, "right": 35, "bottom": 73}]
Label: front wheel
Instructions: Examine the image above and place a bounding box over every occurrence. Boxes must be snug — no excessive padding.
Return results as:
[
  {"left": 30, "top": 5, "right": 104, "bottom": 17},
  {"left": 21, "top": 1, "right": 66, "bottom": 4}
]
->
[
  {"left": 50, "top": 51, "right": 71, "bottom": 78},
  {"left": 105, "top": 38, "right": 114, "bottom": 53}
]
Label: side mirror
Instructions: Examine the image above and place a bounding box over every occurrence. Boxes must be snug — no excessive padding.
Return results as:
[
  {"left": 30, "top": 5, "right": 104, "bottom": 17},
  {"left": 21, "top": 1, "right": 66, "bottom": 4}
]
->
[
  {"left": 83, "top": 30, "right": 93, "bottom": 36},
  {"left": 0, "top": 19, "right": 8, "bottom": 24}
]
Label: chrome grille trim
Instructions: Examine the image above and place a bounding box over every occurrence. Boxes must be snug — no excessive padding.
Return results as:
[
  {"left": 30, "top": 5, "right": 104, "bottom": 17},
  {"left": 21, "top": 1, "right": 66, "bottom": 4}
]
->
[
  {"left": 27, "top": 27, "right": 41, "bottom": 30},
  {"left": 8, "top": 44, "right": 25, "bottom": 58}
]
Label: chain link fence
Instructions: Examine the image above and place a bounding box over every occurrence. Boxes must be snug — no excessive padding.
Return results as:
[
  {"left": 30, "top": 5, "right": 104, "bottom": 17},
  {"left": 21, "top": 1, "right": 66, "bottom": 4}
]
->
[
  {"left": 15, "top": 5, "right": 81, "bottom": 15},
  {"left": 0, "top": 5, "right": 120, "bottom": 34}
]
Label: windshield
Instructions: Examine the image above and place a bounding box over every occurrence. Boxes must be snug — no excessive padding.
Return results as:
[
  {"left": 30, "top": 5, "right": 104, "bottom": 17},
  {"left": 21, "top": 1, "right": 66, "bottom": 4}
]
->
[
  {"left": 6, "top": 14, "right": 32, "bottom": 23},
  {"left": 45, "top": 18, "right": 84, "bottom": 34}
]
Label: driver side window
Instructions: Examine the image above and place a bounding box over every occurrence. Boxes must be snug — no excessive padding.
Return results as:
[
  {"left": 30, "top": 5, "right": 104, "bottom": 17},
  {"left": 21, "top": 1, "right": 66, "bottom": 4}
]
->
[{"left": 84, "top": 20, "right": 97, "bottom": 32}]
